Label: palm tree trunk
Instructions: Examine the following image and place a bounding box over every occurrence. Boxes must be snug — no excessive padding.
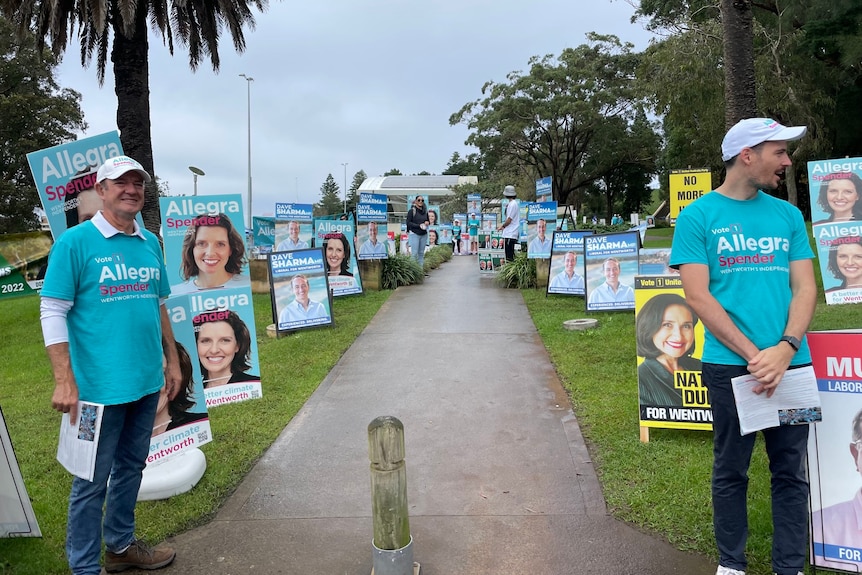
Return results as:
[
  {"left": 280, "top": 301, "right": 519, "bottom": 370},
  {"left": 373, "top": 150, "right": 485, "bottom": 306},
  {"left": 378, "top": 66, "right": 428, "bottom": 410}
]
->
[
  {"left": 721, "top": 0, "right": 757, "bottom": 128},
  {"left": 112, "top": 9, "right": 160, "bottom": 235}
]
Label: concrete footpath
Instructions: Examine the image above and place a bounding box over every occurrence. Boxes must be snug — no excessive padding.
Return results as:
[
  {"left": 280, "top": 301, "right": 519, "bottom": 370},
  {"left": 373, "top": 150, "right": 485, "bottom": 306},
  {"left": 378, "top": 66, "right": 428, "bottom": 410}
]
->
[{"left": 160, "top": 255, "right": 715, "bottom": 575}]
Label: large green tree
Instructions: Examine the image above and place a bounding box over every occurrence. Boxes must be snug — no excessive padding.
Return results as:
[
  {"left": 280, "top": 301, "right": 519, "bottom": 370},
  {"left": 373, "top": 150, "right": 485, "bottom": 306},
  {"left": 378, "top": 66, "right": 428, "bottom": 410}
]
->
[
  {"left": 0, "top": 15, "right": 85, "bottom": 234},
  {"left": 450, "top": 34, "right": 659, "bottom": 216},
  {"left": 1, "top": 0, "right": 266, "bottom": 234},
  {"left": 442, "top": 152, "right": 486, "bottom": 178},
  {"left": 314, "top": 173, "right": 342, "bottom": 216},
  {"left": 635, "top": 0, "right": 845, "bottom": 211}
]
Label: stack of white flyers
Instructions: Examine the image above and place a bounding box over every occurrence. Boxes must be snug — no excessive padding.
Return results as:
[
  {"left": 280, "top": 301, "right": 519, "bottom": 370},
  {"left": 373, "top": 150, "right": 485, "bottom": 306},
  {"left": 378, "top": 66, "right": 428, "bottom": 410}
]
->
[
  {"left": 57, "top": 402, "right": 104, "bottom": 481},
  {"left": 731, "top": 366, "right": 821, "bottom": 435}
]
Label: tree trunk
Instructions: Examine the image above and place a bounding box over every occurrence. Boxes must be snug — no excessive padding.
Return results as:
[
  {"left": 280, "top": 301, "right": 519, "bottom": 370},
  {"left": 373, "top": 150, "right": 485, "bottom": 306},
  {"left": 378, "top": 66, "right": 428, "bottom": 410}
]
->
[
  {"left": 786, "top": 163, "right": 798, "bottom": 206},
  {"left": 721, "top": 0, "right": 757, "bottom": 128},
  {"left": 112, "top": 9, "right": 159, "bottom": 235}
]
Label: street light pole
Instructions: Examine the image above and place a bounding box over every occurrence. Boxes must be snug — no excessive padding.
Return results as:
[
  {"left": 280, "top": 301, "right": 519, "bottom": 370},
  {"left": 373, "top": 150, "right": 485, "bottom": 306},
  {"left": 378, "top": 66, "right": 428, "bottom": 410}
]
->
[
  {"left": 239, "top": 74, "right": 254, "bottom": 228},
  {"left": 189, "top": 166, "right": 205, "bottom": 196},
  {"left": 341, "top": 162, "right": 348, "bottom": 214}
]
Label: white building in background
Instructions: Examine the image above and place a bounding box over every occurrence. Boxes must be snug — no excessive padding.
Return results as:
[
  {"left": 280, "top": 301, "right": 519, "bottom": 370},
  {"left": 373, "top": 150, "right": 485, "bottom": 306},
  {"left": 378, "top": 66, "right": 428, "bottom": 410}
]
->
[{"left": 357, "top": 175, "right": 478, "bottom": 223}]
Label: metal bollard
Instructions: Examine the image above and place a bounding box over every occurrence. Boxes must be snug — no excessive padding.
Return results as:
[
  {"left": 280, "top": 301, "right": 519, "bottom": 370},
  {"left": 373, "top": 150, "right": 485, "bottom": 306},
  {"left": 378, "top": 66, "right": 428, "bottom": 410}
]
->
[{"left": 368, "top": 416, "right": 415, "bottom": 575}]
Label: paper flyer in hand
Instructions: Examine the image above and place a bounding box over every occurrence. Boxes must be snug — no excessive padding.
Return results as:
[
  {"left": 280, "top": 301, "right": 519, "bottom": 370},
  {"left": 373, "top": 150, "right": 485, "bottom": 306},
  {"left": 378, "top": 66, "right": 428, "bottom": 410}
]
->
[
  {"left": 731, "top": 365, "right": 821, "bottom": 435},
  {"left": 57, "top": 402, "right": 104, "bottom": 481}
]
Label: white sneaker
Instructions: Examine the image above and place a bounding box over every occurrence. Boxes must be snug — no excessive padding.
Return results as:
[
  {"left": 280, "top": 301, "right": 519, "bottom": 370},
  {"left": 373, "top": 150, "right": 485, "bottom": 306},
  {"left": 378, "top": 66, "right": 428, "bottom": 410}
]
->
[{"left": 716, "top": 567, "right": 745, "bottom": 575}]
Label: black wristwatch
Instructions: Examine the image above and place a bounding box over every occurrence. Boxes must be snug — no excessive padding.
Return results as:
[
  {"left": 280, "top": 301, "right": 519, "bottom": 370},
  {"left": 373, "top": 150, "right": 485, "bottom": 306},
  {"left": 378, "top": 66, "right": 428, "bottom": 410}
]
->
[{"left": 779, "top": 335, "right": 800, "bottom": 351}]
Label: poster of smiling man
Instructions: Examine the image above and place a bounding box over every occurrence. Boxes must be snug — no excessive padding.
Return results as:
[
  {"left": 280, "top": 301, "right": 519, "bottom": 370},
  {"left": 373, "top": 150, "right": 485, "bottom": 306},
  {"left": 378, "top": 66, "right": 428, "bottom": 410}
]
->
[
  {"left": 356, "top": 194, "right": 389, "bottom": 260},
  {"left": 526, "top": 202, "right": 557, "bottom": 259},
  {"left": 584, "top": 231, "right": 639, "bottom": 312},
  {"left": 269, "top": 248, "right": 333, "bottom": 333},
  {"left": 547, "top": 230, "right": 593, "bottom": 296},
  {"left": 274, "top": 203, "right": 314, "bottom": 252},
  {"left": 807, "top": 331, "right": 862, "bottom": 573},
  {"left": 159, "top": 195, "right": 250, "bottom": 295}
]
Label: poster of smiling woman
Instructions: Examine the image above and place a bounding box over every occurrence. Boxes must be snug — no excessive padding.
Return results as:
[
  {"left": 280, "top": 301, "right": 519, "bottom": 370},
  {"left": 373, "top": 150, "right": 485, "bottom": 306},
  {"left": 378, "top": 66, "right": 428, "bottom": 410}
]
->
[
  {"left": 182, "top": 288, "right": 262, "bottom": 408},
  {"left": 812, "top": 222, "right": 862, "bottom": 305},
  {"left": 149, "top": 294, "right": 212, "bottom": 464},
  {"left": 808, "top": 158, "right": 862, "bottom": 226},
  {"left": 160, "top": 195, "right": 250, "bottom": 295},
  {"left": 635, "top": 277, "right": 710, "bottom": 432},
  {"left": 314, "top": 218, "right": 363, "bottom": 296}
]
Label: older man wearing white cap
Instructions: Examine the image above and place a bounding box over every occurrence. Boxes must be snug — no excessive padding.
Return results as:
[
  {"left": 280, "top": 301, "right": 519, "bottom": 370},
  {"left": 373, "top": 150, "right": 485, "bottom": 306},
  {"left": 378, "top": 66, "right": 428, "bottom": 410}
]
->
[
  {"left": 498, "top": 185, "right": 520, "bottom": 262},
  {"left": 40, "top": 155, "right": 180, "bottom": 574},
  {"left": 670, "top": 119, "right": 816, "bottom": 575}
]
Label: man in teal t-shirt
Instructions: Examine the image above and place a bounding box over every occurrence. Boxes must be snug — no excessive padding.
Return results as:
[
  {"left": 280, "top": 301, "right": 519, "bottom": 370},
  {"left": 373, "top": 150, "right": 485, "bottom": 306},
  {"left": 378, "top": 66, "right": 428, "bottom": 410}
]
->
[
  {"left": 40, "top": 155, "right": 181, "bottom": 575},
  {"left": 670, "top": 118, "right": 817, "bottom": 575}
]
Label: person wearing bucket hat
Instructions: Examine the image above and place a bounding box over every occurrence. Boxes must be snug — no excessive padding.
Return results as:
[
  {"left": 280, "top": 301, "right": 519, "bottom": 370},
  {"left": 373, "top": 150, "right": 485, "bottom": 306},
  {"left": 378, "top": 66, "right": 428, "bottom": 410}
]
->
[
  {"left": 670, "top": 118, "right": 816, "bottom": 575},
  {"left": 498, "top": 185, "right": 520, "bottom": 261},
  {"left": 40, "top": 154, "right": 180, "bottom": 574}
]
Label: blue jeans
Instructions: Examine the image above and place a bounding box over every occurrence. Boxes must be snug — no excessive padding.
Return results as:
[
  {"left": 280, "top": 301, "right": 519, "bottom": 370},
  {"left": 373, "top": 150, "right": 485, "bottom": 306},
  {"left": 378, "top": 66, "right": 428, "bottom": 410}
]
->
[
  {"left": 408, "top": 232, "right": 427, "bottom": 268},
  {"left": 704, "top": 363, "right": 809, "bottom": 575},
  {"left": 67, "top": 392, "right": 159, "bottom": 575}
]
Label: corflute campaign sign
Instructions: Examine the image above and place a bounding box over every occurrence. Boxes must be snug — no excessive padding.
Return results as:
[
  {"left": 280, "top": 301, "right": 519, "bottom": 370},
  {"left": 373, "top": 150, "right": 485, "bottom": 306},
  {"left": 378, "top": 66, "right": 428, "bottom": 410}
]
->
[
  {"left": 314, "top": 218, "right": 363, "bottom": 296},
  {"left": 166, "top": 288, "right": 262, "bottom": 408},
  {"left": 526, "top": 202, "right": 557, "bottom": 259},
  {"left": 269, "top": 248, "right": 333, "bottom": 332},
  {"left": 273, "top": 204, "right": 314, "bottom": 253},
  {"left": 27, "top": 131, "right": 124, "bottom": 239},
  {"left": 149, "top": 293, "right": 212, "bottom": 465},
  {"left": 159, "top": 195, "right": 250, "bottom": 295},
  {"left": 584, "top": 231, "right": 639, "bottom": 311},
  {"left": 547, "top": 230, "right": 592, "bottom": 296},
  {"left": 808, "top": 331, "right": 862, "bottom": 572}
]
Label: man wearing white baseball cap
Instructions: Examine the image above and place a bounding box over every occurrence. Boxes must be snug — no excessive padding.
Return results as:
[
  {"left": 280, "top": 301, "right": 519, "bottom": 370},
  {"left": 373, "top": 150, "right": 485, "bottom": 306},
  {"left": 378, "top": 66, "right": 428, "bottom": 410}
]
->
[
  {"left": 670, "top": 118, "right": 816, "bottom": 575},
  {"left": 41, "top": 154, "right": 180, "bottom": 574},
  {"left": 95, "top": 154, "right": 153, "bottom": 184}
]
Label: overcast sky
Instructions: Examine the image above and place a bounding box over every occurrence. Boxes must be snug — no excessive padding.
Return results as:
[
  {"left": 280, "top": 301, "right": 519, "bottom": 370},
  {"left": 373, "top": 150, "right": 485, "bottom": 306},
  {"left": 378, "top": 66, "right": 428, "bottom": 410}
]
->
[{"left": 55, "top": 0, "right": 655, "bottom": 216}]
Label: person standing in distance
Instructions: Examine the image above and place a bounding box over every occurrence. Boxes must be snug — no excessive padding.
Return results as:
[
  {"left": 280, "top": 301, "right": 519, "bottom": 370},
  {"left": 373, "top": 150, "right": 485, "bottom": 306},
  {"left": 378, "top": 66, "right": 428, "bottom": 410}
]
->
[
  {"left": 498, "top": 185, "right": 520, "bottom": 262},
  {"left": 670, "top": 118, "right": 816, "bottom": 575},
  {"left": 40, "top": 155, "right": 181, "bottom": 574},
  {"left": 406, "top": 196, "right": 429, "bottom": 267}
]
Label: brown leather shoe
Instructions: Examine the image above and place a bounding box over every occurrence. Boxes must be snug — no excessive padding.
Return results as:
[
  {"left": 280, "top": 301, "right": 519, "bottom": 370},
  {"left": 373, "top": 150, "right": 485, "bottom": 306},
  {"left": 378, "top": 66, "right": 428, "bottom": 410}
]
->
[{"left": 104, "top": 539, "right": 175, "bottom": 572}]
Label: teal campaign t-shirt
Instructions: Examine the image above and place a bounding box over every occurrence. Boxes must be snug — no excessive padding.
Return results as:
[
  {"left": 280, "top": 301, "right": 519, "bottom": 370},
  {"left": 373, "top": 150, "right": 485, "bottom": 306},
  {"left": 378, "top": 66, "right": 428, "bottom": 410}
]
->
[
  {"left": 41, "top": 221, "right": 170, "bottom": 404},
  {"left": 670, "top": 191, "right": 814, "bottom": 365}
]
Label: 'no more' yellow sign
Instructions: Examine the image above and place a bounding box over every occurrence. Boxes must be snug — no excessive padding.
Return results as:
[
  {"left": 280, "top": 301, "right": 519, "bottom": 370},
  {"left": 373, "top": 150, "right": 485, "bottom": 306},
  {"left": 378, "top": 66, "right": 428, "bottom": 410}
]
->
[{"left": 669, "top": 168, "right": 711, "bottom": 225}]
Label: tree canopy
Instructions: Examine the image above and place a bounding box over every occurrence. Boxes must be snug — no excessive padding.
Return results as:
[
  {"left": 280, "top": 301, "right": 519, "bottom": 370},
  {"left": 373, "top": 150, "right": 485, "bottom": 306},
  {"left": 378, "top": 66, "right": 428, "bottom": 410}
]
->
[
  {"left": 450, "top": 34, "right": 660, "bottom": 217},
  {"left": 0, "top": 15, "right": 85, "bottom": 234},
  {"left": 1, "top": 0, "right": 267, "bottom": 234}
]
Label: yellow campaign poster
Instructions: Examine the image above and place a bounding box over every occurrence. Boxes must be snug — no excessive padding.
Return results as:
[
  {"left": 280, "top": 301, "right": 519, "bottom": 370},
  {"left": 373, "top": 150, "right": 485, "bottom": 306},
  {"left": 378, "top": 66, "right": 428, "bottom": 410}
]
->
[
  {"left": 669, "top": 168, "right": 711, "bottom": 225},
  {"left": 634, "top": 275, "right": 712, "bottom": 431}
]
